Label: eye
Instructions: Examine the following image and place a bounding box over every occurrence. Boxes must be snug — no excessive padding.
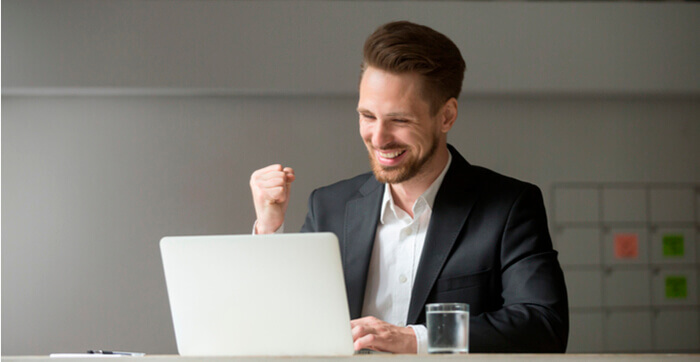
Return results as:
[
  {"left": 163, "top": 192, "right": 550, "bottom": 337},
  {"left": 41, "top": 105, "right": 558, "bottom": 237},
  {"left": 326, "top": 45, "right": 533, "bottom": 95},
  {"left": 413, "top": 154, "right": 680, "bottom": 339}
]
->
[
  {"left": 393, "top": 119, "right": 409, "bottom": 124},
  {"left": 360, "top": 113, "right": 376, "bottom": 120}
]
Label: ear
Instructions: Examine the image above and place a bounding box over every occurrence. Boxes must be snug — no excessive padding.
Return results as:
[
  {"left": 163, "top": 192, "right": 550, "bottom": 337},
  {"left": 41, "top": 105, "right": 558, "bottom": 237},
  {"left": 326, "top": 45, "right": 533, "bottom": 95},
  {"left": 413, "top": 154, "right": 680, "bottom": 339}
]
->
[{"left": 439, "top": 98, "right": 458, "bottom": 133}]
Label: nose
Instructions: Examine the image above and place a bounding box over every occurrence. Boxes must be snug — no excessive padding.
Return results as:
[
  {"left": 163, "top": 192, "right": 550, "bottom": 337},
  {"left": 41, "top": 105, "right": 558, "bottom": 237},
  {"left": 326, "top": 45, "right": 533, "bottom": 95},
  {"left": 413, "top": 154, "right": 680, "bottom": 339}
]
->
[{"left": 371, "top": 119, "right": 392, "bottom": 148}]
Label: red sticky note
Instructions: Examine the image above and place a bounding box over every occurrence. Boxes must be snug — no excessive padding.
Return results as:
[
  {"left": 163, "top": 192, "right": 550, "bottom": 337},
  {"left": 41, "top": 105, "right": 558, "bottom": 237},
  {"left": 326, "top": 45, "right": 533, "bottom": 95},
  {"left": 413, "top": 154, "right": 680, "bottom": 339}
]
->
[{"left": 614, "top": 233, "right": 639, "bottom": 259}]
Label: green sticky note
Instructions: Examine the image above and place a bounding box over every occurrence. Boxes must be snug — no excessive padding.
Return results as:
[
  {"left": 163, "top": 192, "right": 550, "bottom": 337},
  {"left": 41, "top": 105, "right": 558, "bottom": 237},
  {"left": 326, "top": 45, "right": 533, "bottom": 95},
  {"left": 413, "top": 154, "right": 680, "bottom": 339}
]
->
[
  {"left": 665, "top": 276, "right": 688, "bottom": 299},
  {"left": 663, "top": 234, "right": 685, "bottom": 257}
]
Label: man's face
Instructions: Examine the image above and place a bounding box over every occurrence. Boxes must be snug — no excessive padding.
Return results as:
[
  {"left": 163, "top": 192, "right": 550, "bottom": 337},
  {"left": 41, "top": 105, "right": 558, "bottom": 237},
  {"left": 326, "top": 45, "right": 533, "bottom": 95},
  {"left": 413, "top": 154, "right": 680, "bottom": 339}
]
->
[{"left": 357, "top": 66, "right": 443, "bottom": 184}]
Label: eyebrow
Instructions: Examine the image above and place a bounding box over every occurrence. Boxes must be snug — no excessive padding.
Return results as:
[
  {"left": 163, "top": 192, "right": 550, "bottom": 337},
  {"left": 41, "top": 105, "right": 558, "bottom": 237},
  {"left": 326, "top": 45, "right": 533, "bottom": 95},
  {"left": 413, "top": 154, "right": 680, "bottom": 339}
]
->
[
  {"left": 386, "top": 112, "right": 415, "bottom": 118},
  {"left": 357, "top": 108, "right": 416, "bottom": 119}
]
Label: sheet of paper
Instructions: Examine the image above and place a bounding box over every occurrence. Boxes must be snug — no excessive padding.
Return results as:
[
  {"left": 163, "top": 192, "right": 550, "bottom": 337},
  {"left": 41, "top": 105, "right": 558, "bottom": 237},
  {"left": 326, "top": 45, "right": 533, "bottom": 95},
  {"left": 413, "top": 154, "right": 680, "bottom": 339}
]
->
[
  {"left": 614, "top": 233, "right": 639, "bottom": 259},
  {"left": 662, "top": 234, "right": 685, "bottom": 257},
  {"left": 665, "top": 276, "right": 688, "bottom": 299},
  {"left": 50, "top": 354, "right": 122, "bottom": 358}
]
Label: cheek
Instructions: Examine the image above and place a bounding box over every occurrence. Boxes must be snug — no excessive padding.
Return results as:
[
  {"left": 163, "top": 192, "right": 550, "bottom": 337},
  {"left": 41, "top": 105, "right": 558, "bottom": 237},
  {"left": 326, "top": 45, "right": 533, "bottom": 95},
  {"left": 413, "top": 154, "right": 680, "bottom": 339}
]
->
[
  {"left": 359, "top": 128, "right": 368, "bottom": 141},
  {"left": 359, "top": 123, "right": 372, "bottom": 141},
  {"left": 407, "top": 129, "right": 431, "bottom": 148}
]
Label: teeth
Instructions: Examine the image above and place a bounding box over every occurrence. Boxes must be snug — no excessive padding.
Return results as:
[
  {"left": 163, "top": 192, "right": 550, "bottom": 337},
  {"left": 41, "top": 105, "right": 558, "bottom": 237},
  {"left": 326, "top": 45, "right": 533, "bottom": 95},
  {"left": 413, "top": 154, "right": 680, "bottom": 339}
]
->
[{"left": 378, "top": 150, "right": 404, "bottom": 159}]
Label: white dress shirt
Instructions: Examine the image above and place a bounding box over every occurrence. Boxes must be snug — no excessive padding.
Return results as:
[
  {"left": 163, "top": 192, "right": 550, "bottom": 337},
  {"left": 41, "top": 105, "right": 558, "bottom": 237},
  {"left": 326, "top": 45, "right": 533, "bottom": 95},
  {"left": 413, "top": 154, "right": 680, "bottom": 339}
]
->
[{"left": 361, "top": 153, "right": 452, "bottom": 354}]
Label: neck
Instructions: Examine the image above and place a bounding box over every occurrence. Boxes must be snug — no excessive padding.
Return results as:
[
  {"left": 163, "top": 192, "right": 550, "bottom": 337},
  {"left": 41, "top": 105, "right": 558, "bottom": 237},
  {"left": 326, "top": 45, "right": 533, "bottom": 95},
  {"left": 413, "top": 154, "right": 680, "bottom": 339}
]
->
[{"left": 389, "top": 145, "right": 450, "bottom": 216}]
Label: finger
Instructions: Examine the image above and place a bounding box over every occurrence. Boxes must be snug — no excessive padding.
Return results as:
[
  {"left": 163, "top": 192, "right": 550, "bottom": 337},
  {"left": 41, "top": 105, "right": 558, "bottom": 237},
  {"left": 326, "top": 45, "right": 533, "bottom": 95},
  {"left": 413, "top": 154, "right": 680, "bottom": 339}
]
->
[
  {"left": 350, "top": 316, "right": 377, "bottom": 330},
  {"left": 351, "top": 324, "right": 370, "bottom": 341},
  {"left": 265, "top": 187, "right": 286, "bottom": 204},
  {"left": 352, "top": 316, "right": 378, "bottom": 325},
  {"left": 351, "top": 316, "right": 376, "bottom": 323},
  {"left": 355, "top": 331, "right": 395, "bottom": 353},
  {"left": 252, "top": 175, "right": 290, "bottom": 192},
  {"left": 282, "top": 167, "right": 295, "bottom": 184},
  {"left": 258, "top": 176, "right": 288, "bottom": 189},
  {"left": 350, "top": 317, "right": 364, "bottom": 329},
  {"left": 260, "top": 164, "right": 284, "bottom": 173},
  {"left": 251, "top": 164, "right": 283, "bottom": 179},
  {"left": 354, "top": 333, "right": 381, "bottom": 352},
  {"left": 251, "top": 172, "right": 285, "bottom": 190},
  {"left": 257, "top": 170, "right": 288, "bottom": 182}
]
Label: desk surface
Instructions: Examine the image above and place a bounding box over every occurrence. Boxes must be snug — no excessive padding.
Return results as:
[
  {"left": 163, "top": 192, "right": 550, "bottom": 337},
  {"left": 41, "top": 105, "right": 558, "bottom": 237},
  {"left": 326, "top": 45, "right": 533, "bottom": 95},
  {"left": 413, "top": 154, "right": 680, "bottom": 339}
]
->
[{"left": 3, "top": 355, "right": 699, "bottom": 362}]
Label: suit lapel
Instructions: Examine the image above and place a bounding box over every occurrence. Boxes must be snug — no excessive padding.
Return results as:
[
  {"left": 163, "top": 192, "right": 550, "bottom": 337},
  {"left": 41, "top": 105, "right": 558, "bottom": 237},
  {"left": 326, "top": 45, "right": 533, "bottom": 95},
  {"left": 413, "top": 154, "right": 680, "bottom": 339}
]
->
[
  {"left": 407, "top": 147, "right": 478, "bottom": 324},
  {"left": 343, "top": 176, "right": 384, "bottom": 319}
]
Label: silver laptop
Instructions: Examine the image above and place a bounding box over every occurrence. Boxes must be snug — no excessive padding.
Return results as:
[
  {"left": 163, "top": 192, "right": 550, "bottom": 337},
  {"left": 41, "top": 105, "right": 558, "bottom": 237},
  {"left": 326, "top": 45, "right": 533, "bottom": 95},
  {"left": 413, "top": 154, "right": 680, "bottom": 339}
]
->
[{"left": 160, "top": 232, "right": 355, "bottom": 356}]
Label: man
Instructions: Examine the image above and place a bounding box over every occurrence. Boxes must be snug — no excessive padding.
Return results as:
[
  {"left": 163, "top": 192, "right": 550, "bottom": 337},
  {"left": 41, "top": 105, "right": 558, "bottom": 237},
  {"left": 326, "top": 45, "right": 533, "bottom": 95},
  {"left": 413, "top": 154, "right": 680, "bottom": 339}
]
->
[{"left": 250, "top": 21, "right": 568, "bottom": 353}]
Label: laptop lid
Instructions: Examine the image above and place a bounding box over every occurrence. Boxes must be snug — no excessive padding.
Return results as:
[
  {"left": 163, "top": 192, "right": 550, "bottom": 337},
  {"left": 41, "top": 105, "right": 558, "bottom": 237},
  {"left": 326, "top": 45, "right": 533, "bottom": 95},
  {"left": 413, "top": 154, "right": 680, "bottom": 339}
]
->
[{"left": 160, "top": 232, "right": 354, "bottom": 356}]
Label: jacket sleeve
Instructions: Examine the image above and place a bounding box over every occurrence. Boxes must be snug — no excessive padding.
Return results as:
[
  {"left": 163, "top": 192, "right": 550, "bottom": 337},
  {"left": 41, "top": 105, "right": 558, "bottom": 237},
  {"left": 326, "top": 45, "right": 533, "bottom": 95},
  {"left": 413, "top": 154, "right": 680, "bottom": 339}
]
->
[
  {"left": 470, "top": 185, "right": 569, "bottom": 352},
  {"left": 300, "top": 189, "right": 318, "bottom": 233}
]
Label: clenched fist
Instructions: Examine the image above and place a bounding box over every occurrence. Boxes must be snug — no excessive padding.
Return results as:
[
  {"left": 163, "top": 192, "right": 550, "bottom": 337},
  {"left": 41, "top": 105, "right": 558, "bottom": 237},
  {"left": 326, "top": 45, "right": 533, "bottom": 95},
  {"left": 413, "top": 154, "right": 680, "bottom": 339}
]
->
[{"left": 250, "top": 164, "right": 296, "bottom": 234}]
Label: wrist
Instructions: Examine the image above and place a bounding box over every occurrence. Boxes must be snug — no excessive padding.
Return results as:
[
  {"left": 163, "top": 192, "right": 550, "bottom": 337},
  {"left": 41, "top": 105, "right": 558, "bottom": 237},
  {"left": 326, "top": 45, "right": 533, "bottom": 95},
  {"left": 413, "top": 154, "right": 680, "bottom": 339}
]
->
[
  {"left": 253, "top": 221, "right": 280, "bottom": 234},
  {"left": 401, "top": 325, "right": 418, "bottom": 354},
  {"left": 407, "top": 324, "right": 427, "bottom": 354},
  {"left": 253, "top": 220, "right": 284, "bottom": 235}
]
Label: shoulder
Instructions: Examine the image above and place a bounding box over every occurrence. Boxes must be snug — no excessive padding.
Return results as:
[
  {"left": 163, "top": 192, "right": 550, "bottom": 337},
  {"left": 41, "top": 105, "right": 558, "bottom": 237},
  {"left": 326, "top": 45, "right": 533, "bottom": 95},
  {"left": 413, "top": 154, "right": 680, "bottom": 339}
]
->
[
  {"left": 462, "top": 166, "right": 546, "bottom": 217},
  {"left": 447, "top": 145, "right": 541, "bottom": 200},
  {"left": 445, "top": 157, "right": 543, "bottom": 210},
  {"left": 470, "top": 165, "right": 539, "bottom": 195}
]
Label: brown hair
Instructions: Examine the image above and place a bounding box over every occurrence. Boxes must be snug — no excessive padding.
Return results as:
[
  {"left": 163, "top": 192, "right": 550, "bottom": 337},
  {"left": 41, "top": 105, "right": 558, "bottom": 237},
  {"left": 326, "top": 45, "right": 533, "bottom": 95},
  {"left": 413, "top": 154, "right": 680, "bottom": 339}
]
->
[{"left": 362, "top": 21, "right": 466, "bottom": 115}]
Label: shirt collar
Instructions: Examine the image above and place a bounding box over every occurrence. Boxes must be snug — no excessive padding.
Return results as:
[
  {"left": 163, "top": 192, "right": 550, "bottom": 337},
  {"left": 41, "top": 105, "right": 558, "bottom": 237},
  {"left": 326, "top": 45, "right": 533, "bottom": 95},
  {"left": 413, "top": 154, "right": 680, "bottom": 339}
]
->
[{"left": 379, "top": 152, "right": 453, "bottom": 224}]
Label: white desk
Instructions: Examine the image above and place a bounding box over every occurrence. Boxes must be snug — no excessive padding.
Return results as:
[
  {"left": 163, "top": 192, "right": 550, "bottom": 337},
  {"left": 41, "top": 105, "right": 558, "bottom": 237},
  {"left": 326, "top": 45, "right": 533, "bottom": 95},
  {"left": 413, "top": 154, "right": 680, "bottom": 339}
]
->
[{"left": 2, "top": 355, "right": 699, "bottom": 362}]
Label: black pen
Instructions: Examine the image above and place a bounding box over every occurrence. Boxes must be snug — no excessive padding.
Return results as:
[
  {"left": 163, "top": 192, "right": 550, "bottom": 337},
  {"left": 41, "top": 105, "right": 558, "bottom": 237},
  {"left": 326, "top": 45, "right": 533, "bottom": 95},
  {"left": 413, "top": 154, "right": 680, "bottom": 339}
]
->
[{"left": 87, "top": 350, "right": 145, "bottom": 356}]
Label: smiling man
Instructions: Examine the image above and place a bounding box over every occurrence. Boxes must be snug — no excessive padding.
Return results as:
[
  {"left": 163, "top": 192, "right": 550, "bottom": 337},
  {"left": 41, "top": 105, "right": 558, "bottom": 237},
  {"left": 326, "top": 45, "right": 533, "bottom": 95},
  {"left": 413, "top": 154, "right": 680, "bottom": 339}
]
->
[{"left": 250, "top": 21, "right": 568, "bottom": 353}]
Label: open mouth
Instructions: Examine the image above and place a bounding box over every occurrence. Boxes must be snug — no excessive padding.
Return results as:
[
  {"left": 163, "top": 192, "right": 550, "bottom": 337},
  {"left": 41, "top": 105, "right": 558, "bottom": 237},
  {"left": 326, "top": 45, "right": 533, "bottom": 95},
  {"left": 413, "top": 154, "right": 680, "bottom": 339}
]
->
[{"left": 375, "top": 149, "right": 407, "bottom": 165}]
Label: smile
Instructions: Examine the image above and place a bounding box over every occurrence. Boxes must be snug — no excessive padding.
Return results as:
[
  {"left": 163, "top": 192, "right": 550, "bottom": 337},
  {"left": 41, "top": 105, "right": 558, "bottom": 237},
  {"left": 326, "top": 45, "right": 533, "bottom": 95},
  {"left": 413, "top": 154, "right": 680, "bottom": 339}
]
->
[
  {"left": 374, "top": 149, "right": 407, "bottom": 166},
  {"left": 377, "top": 150, "right": 405, "bottom": 159}
]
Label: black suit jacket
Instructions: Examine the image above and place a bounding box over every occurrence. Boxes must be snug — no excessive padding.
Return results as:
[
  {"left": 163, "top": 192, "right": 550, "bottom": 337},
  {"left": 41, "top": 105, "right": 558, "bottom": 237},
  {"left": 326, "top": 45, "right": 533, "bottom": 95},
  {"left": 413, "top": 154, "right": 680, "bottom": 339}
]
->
[{"left": 301, "top": 145, "right": 569, "bottom": 352}]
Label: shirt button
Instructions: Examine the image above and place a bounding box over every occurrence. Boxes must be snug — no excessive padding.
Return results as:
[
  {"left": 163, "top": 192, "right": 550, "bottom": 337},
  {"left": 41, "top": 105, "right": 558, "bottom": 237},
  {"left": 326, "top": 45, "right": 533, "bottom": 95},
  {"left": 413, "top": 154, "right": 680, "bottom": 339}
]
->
[
  {"left": 397, "top": 322, "right": 406, "bottom": 327},
  {"left": 399, "top": 274, "right": 408, "bottom": 283},
  {"left": 402, "top": 228, "right": 412, "bottom": 238}
]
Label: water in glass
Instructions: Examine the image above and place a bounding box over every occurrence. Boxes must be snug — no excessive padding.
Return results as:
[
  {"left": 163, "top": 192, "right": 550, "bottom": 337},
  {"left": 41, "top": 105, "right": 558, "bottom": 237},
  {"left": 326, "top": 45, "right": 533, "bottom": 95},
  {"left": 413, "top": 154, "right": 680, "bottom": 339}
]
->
[{"left": 426, "top": 310, "right": 469, "bottom": 353}]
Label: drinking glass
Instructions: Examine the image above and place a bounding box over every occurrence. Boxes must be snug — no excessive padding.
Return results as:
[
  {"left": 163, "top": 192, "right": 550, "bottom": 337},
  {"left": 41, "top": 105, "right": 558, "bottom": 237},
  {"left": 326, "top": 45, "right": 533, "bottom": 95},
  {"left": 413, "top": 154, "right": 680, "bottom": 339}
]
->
[{"left": 426, "top": 303, "right": 469, "bottom": 353}]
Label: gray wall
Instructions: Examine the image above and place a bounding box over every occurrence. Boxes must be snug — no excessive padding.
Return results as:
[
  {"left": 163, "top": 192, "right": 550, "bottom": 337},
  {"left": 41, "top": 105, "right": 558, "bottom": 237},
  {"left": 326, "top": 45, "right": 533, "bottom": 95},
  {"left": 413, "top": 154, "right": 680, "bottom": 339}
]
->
[{"left": 3, "top": 0, "right": 699, "bottom": 355}]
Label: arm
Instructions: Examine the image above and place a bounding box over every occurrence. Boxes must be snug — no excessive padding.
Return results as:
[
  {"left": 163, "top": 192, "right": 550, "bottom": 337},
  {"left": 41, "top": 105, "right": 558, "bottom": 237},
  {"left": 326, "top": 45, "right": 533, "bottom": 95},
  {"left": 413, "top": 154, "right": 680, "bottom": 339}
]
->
[
  {"left": 299, "top": 189, "right": 317, "bottom": 233},
  {"left": 471, "top": 185, "right": 568, "bottom": 352}
]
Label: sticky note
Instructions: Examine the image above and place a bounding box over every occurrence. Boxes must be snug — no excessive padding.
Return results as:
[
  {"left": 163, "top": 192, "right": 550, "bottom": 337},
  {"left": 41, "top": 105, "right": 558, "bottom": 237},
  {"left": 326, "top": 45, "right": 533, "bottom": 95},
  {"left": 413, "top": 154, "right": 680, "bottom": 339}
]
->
[
  {"left": 663, "top": 234, "right": 685, "bottom": 257},
  {"left": 614, "top": 233, "right": 639, "bottom": 259},
  {"left": 665, "top": 276, "right": 688, "bottom": 299}
]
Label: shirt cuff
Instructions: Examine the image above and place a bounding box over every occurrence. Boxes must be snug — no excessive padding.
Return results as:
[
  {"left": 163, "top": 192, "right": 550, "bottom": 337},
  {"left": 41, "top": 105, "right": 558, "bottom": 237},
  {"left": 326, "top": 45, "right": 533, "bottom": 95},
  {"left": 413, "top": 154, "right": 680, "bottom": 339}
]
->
[
  {"left": 408, "top": 324, "right": 428, "bottom": 354},
  {"left": 252, "top": 221, "right": 284, "bottom": 234}
]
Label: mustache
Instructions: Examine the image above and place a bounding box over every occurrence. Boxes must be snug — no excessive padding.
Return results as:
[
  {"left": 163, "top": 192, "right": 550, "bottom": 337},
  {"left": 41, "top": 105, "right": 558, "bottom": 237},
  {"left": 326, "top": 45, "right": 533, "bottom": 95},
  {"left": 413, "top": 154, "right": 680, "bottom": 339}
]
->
[{"left": 371, "top": 143, "right": 406, "bottom": 150}]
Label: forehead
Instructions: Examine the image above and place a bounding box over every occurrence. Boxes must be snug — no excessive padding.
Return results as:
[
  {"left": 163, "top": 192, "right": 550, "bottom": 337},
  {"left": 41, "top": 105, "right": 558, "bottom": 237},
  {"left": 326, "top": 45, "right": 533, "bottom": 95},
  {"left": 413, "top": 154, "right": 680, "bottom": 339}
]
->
[{"left": 357, "top": 67, "right": 430, "bottom": 115}]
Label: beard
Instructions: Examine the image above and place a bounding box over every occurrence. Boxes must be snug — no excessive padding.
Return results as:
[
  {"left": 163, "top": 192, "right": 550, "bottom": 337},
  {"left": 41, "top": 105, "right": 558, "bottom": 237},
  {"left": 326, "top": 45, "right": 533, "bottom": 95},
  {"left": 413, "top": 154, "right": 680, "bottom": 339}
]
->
[{"left": 368, "top": 132, "right": 440, "bottom": 184}]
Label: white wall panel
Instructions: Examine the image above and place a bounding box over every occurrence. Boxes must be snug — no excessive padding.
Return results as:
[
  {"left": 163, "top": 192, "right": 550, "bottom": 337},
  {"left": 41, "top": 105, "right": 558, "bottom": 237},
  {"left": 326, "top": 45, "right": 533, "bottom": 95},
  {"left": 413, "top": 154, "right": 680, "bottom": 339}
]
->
[
  {"left": 605, "top": 311, "right": 653, "bottom": 352},
  {"left": 555, "top": 228, "right": 601, "bottom": 266}
]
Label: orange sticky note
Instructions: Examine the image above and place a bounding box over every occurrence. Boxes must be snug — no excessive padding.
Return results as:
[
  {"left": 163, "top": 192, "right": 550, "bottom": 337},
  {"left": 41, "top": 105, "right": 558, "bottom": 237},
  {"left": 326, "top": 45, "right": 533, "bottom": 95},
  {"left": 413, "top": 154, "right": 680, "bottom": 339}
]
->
[{"left": 614, "top": 233, "right": 639, "bottom": 259}]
